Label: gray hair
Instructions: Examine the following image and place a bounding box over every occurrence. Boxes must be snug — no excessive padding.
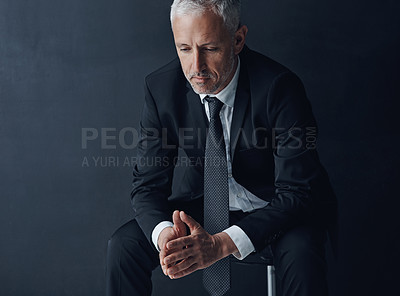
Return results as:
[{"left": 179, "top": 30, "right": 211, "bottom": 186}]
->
[{"left": 170, "top": 0, "right": 241, "bottom": 35}]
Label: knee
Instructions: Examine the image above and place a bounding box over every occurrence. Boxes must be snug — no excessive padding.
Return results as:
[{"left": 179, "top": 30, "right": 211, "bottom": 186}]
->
[
  {"left": 107, "top": 230, "right": 148, "bottom": 276},
  {"left": 274, "top": 241, "right": 327, "bottom": 283},
  {"left": 273, "top": 230, "right": 326, "bottom": 270},
  {"left": 107, "top": 231, "right": 126, "bottom": 266},
  {"left": 107, "top": 228, "right": 144, "bottom": 260},
  {"left": 107, "top": 232, "right": 125, "bottom": 257},
  {"left": 106, "top": 221, "right": 158, "bottom": 269},
  {"left": 282, "top": 243, "right": 321, "bottom": 265},
  {"left": 108, "top": 228, "right": 129, "bottom": 249}
]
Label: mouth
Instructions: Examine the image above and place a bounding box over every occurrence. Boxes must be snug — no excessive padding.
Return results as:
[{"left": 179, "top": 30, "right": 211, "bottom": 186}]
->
[{"left": 191, "top": 77, "right": 210, "bottom": 83}]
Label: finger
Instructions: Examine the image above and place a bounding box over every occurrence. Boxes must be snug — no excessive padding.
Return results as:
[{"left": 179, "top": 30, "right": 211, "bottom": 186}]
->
[
  {"left": 172, "top": 210, "right": 187, "bottom": 237},
  {"left": 167, "top": 256, "right": 196, "bottom": 276},
  {"left": 160, "top": 249, "right": 175, "bottom": 266},
  {"left": 167, "top": 236, "right": 194, "bottom": 250},
  {"left": 164, "top": 247, "right": 194, "bottom": 265},
  {"left": 162, "top": 263, "right": 173, "bottom": 276},
  {"left": 169, "top": 262, "right": 199, "bottom": 279},
  {"left": 180, "top": 211, "right": 202, "bottom": 232},
  {"left": 161, "top": 243, "right": 181, "bottom": 254},
  {"left": 159, "top": 250, "right": 165, "bottom": 266}
]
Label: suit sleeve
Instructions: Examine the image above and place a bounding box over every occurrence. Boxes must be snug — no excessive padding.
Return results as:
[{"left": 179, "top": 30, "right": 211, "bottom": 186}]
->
[
  {"left": 130, "top": 79, "right": 178, "bottom": 244},
  {"left": 235, "top": 71, "right": 326, "bottom": 251}
]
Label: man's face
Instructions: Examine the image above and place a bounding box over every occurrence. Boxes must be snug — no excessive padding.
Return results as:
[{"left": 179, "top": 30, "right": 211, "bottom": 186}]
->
[{"left": 172, "top": 11, "right": 237, "bottom": 94}]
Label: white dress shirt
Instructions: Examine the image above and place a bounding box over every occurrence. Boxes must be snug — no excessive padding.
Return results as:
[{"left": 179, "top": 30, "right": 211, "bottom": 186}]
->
[{"left": 152, "top": 57, "right": 269, "bottom": 259}]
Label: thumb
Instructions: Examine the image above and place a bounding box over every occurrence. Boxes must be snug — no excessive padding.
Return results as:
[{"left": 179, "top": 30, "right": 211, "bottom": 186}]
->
[
  {"left": 180, "top": 211, "right": 201, "bottom": 232},
  {"left": 172, "top": 210, "right": 187, "bottom": 237}
]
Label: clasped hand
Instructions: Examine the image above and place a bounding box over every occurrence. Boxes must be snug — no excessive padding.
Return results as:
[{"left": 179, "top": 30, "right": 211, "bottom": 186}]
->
[{"left": 158, "top": 210, "right": 236, "bottom": 279}]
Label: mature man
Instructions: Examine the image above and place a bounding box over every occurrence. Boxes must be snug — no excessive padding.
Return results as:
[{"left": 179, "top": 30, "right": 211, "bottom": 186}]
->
[{"left": 106, "top": 1, "right": 336, "bottom": 296}]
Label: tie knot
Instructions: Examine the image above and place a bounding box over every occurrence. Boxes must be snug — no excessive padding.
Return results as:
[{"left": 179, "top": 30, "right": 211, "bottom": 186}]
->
[{"left": 205, "top": 96, "right": 224, "bottom": 119}]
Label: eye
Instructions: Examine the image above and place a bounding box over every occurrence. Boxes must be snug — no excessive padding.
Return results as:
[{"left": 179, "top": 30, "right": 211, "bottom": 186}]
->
[
  {"left": 205, "top": 48, "right": 218, "bottom": 52},
  {"left": 179, "top": 48, "right": 191, "bottom": 52}
]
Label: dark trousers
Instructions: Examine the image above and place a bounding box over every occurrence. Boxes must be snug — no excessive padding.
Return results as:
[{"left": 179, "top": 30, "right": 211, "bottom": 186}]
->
[{"left": 106, "top": 202, "right": 329, "bottom": 296}]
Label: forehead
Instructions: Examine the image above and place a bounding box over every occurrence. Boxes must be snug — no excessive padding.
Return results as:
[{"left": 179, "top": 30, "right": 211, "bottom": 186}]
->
[{"left": 172, "top": 10, "right": 229, "bottom": 44}]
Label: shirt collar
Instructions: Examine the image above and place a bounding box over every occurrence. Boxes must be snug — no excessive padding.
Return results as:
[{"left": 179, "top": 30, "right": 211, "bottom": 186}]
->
[{"left": 199, "top": 56, "right": 240, "bottom": 108}]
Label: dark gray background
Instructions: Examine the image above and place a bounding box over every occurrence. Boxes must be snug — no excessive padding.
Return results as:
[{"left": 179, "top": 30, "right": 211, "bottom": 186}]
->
[{"left": 1, "top": 0, "right": 399, "bottom": 295}]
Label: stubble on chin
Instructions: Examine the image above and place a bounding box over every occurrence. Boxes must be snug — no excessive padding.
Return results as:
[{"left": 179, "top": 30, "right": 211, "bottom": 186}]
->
[
  {"left": 189, "top": 81, "right": 218, "bottom": 95},
  {"left": 185, "top": 52, "right": 236, "bottom": 95}
]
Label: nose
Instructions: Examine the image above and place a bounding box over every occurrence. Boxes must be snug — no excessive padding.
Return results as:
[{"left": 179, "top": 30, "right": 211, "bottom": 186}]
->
[{"left": 192, "top": 49, "right": 205, "bottom": 74}]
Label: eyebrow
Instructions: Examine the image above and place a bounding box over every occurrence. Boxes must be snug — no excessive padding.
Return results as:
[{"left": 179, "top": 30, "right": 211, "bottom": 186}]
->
[
  {"left": 200, "top": 42, "right": 218, "bottom": 46},
  {"left": 176, "top": 43, "right": 190, "bottom": 47},
  {"left": 175, "top": 42, "right": 219, "bottom": 47}
]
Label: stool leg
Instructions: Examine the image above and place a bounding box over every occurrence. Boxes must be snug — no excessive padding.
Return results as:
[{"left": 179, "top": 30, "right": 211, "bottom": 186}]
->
[{"left": 267, "top": 265, "right": 276, "bottom": 296}]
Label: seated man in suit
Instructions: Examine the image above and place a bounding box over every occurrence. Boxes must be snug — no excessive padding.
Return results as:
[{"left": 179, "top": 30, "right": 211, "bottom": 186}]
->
[{"left": 106, "top": 0, "right": 337, "bottom": 295}]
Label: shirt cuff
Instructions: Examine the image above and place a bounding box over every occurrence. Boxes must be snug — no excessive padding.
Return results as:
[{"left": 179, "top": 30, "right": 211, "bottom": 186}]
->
[
  {"left": 151, "top": 221, "right": 174, "bottom": 251},
  {"left": 223, "top": 225, "right": 255, "bottom": 260}
]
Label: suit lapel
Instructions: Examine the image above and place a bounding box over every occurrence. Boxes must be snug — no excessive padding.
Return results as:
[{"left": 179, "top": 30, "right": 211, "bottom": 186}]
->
[{"left": 230, "top": 62, "right": 250, "bottom": 161}]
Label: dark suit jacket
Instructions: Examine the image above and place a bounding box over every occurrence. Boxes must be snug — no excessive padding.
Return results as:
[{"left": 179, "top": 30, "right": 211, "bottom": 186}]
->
[{"left": 131, "top": 46, "right": 337, "bottom": 252}]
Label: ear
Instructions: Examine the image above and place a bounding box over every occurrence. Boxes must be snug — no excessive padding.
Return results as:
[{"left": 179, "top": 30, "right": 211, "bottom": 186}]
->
[{"left": 233, "top": 25, "right": 248, "bottom": 55}]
